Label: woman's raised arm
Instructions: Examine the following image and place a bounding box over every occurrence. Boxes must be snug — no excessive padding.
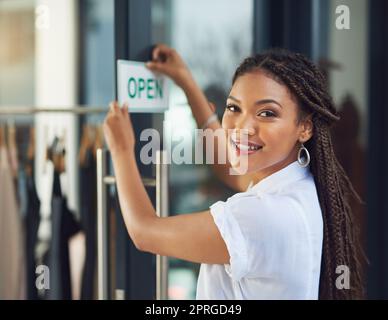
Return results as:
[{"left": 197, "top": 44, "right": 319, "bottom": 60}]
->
[
  {"left": 146, "top": 44, "right": 252, "bottom": 192},
  {"left": 103, "top": 101, "right": 229, "bottom": 264}
]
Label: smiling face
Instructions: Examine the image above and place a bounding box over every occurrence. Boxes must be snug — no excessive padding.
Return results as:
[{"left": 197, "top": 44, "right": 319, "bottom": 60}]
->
[{"left": 222, "top": 70, "right": 313, "bottom": 181}]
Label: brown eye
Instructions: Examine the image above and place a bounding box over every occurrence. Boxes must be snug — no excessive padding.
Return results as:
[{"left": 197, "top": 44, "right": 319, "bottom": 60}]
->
[
  {"left": 258, "top": 110, "right": 276, "bottom": 117},
  {"left": 226, "top": 104, "right": 240, "bottom": 112}
]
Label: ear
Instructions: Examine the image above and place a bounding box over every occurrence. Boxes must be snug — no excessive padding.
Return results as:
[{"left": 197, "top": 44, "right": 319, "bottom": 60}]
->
[{"left": 298, "top": 114, "right": 313, "bottom": 143}]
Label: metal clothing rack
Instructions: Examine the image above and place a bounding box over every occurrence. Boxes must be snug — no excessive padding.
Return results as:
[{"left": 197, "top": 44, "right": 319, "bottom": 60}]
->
[
  {"left": 0, "top": 106, "right": 107, "bottom": 114},
  {"left": 0, "top": 105, "right": 170, "bottom": 300}
]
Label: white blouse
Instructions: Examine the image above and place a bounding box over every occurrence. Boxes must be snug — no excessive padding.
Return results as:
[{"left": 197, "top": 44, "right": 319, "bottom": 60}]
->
[{"left": 196, "top": 161, "right": 323, "bottom": 300}]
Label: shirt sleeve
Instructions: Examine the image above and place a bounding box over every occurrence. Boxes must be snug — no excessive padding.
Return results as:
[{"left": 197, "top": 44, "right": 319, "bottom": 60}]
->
[{"left": 209, "top": 192, "right": 308, "bottom": 282}]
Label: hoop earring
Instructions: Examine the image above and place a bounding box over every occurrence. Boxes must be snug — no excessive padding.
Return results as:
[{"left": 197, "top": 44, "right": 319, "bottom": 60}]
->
[{"left": 297, "top": 143, "right": 310, "bottom": 167}]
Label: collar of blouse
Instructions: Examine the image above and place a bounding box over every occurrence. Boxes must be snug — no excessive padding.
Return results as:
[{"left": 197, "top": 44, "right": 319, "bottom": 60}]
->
[{"left": 245, "top": 160, "right": 311, "bottom": 196}]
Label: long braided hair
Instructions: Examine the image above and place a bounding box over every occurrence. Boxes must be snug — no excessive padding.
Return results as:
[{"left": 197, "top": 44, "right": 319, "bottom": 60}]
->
[{"left": 232, "top": 48, "right": 366, "bottom": 299}]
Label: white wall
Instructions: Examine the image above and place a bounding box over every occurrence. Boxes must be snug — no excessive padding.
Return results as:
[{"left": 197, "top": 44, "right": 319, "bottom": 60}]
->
[{"left": 34, "top": 0, "right": 79, "bottom": 240}]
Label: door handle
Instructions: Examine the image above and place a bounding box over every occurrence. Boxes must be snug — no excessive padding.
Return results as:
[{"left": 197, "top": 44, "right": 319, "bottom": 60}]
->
[
  {"left": 97, "top": 148, "right": 109, "bottom": 300},
  {"left": 156, "top": 150, "right": 169, "bottom": 300},
  {"left": 97, "top": 148, "right": 169, "bottom": 300}
]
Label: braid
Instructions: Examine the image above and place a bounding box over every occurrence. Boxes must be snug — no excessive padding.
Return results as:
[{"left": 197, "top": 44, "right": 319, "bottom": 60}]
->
[{"left": 233, "top": 48, "right": 366, "bottom": 299}]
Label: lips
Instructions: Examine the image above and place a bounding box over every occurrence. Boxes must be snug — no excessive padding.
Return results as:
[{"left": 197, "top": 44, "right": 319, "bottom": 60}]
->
[{"left": 230, "top": 137, "right": 263, "bottom": 155}]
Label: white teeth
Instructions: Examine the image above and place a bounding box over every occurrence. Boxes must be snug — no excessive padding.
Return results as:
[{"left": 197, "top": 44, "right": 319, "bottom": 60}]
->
[
  {"left": 232, "top": 140, "right": 261, "bottom": 151},
  {"left": 237, "top": 144, "right": 250, "bottom": 151}
]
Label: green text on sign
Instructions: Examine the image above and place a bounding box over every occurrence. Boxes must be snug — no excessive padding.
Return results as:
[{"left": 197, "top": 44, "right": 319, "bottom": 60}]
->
[{"left": 127, "top": 77, "right": 163, "bottom": 100}]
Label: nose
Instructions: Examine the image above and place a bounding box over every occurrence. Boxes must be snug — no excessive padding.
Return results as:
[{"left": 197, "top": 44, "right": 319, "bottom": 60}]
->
[{"left": 234, "top": 114, "right": 257, "bottom": 136}]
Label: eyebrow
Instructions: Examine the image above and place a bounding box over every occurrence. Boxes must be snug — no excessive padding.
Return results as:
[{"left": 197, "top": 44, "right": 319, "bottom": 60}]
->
[{"left": 227, "top": 95, "right": 283, "bottom": 108}]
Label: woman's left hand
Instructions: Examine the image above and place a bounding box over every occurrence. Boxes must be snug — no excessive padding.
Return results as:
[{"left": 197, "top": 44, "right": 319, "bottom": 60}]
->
[{"left": 103, "top": 101, "right": 135, "bottom": 156}]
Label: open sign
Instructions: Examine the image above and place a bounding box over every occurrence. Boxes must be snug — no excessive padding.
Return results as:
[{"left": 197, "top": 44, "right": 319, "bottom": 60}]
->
[{"left": 117, "top": 60, "right": 169, "bottom": 113}]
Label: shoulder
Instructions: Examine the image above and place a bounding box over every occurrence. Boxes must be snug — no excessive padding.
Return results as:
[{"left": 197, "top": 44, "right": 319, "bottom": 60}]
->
[
  {"left": 210, "top": 190, "right": 307, "bottom": 240},
  {"left": 221, "top": 186, "right": 305, "bottom": 215},
  {"left": 210, "top": 169, "right": 321, "bottom": 232}
]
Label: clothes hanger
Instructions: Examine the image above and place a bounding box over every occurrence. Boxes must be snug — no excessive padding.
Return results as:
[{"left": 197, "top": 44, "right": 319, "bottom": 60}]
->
[
  {"left": 47, "top": 134, "right": 65, "bottom": 174},
  {"left": 7, "top": 119, "right": 18, "bottom": 177},
  {"left": 27, "top": 126, "right": 35, "bottom": 161},
  {"left": 26, "top": 126, "right": 35, "bottom": 177},
  {"left": 79, "top": 124, "right": 94, "bottom": 167},
  {"left": 57, "top": 128, "right": 66, "bottom": 174},
  {"left": 83, "top": 113, "right": 102, "bottom": 161},
  {"left": 79, "top": 124, "right": 88, "bottom": 167},
  {"left": 43, "top": 125, "right": 50, "bottom": 174},
  {"left": 7, "top": 119, "right": 16, "bottom": 147},
  {"left": 93, "top": 125, "right": 104, "bottom": 159}
]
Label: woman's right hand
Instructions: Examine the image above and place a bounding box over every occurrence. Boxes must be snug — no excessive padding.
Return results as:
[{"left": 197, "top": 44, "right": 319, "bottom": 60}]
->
[{"left": 145, "top": 44, "right": 193, "bottom": 88}]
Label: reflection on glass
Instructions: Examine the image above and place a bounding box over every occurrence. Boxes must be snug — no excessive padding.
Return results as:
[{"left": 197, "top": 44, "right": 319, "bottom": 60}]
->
[
  {"left": 83, "top": 0, "right": 114, "bottom": 107},
  {"left": 151, "top": 0, "right": 253, "bottom": 299},
  {"left": 326, "top": 0, "right": 368, "bottom": 282}
]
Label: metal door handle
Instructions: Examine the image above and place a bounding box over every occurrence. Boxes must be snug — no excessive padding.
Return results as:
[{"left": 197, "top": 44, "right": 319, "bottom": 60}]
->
[
  {"left": 156, "top": 150, "right": 169, "bottom": 300},
  {"left": 97, "top": 148, "right": 109, "bottom": 300},
  {"left": 97, "top": 148, "right": 169, "bottom": 300}
]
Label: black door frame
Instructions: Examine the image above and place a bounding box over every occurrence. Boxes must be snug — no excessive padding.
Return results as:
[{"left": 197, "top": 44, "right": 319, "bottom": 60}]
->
[
  {"left": 366, "top": 0, "right": 388, "bottom": 300},
  {"left": 253, "top": 0, "right": 320, "bottom": 59},
  {"left": 114, "top": 0, "right": 157, "bottom": 300}
]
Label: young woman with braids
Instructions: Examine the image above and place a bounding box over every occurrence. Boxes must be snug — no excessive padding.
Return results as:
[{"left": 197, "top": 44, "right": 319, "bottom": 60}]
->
[{"left": 103, "top": 44, "right": 366, "bottom": 299}]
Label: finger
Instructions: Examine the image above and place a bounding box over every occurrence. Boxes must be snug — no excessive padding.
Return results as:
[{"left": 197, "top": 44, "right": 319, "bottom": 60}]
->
[
  {"left": 109, "top": 101, "right": 119, "bottom": 113},
  {"left": 153, "top": 45, "right": 161, "bottom": 61},
  {"left": 153, "top": 43, "right": 170, "bottom": 61},
  {"left": 153, "top": 44, "right": 165, "bottom": 60},
  {"left": 121, "top": 102, "right": 129, "bottom": 117},
  {"left": 145, "top": 61, "right": 164, "bottom": 72},
  {"left": 209, "top": 102, "right": 216, "bottom": 113}
]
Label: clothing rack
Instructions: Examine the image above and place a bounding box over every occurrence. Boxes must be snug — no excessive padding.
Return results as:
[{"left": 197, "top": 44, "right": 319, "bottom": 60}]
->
[
  {"left": 0, "top": 105, "right": 170, "bottom": 300},
  {"left": 0, "top": 106, "right": 108, "bottom": 114}
]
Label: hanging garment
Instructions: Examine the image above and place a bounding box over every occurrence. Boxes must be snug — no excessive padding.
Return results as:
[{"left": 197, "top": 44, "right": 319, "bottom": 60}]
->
[
  {"left": 24, "top": 167, "right": 41, "bottom": 300},
  {"left": 68, "top": 230, "right": 86, "bottom": 300},
  {"left": 45, "top": 170, "right": 81, "bottom": 300},
  {"left": 17, "top": 167, "right": 28, "bottom": 219},
  {"left": 80, "top": 148, "right": 97, "bottom": 300},
  {"left": 0, "top": 146, "right": 26, "bottom": 299}
]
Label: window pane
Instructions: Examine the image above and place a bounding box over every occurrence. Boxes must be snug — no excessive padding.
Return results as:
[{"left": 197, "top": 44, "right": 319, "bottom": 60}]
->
[
  {"left": 326, "top": 0, "right": 368, "bottom": 284},
  {"left": 82, "top": 0, "right": 114, "bottom": 106},
  {"left": 151, "top": 0, "right": 253, "bottom": 300},
  {"left": 0, "top": 0, "right": 35, "bottom": 106}
]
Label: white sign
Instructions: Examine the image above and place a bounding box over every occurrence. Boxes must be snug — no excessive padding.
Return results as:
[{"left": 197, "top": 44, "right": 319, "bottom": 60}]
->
[{"left": 117, "top": 60, "right": 169, "bottom": 113}]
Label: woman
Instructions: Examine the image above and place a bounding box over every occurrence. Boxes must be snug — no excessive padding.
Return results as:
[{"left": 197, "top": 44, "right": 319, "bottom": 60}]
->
[{"left": 103, "top": 44, "right": 365, "bottom": 299}]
